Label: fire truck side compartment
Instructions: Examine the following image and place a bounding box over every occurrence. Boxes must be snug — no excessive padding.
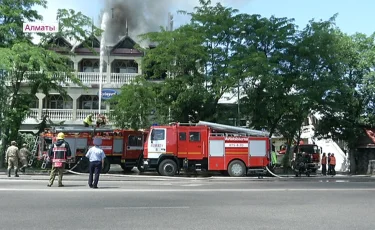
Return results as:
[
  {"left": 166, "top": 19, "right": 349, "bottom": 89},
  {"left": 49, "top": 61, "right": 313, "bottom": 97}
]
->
[{"left": 208, "top": 139, "right": 225, "bottom": 170}]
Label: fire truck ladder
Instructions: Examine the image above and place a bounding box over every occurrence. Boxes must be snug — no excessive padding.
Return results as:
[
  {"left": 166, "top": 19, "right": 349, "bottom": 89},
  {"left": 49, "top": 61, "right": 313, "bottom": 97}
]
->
[
  {"left": 197, "top": 121, "right": 270, "bottom": 137},
  {"left": 51, "top": 126, "right": 115, "bottom": 133},
  {"left": 28, "top": 135, "right": 40, "bottom": 167}
]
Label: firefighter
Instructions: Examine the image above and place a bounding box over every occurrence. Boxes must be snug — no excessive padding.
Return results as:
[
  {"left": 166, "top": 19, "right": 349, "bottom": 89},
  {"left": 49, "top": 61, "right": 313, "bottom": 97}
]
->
[
  {"left": 96, "top": 114, "right": 107, "bottom": 127},
  {"left": 329, "top": 153, "right": 336, "bottom": 177},
  {"left": 19, "top": 143, "right": 31, "bottom": 173},
  {"left": 47, "top": 132, "right": 72, "bottom": 187},
  {"left": 85, "top": 137, "right": 106, "bottom": 189},
  {"left": 5, "top": 141, "right": 21, "bottom": 177},
  {"left": 327, "top": 153, "right": 331, "bottom": 175},
  {"left": 271, "top": 145, "right": 278, "bottom": 166},
  {"left": 321, "top": 152, "right": 327, "bottom": 176},
  {"left": 83, "top": 114, "right": 93, "bottom": 127}
]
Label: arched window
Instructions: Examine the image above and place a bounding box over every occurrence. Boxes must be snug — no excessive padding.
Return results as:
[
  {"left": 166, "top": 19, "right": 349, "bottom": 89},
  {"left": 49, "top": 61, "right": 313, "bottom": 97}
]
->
[
  {"left": 79, "top": 95, "right": 105, "bottom": 110},
  {"left": 80, "top": 59, "right": 106, "bottom": 72},
  {"left": 46, "top": 95, "right": 72, "bottom": 109},
  {"left": 112, "top": 60, "right": 138, "bottom": 73},
  {"left": 29, "top": 96, "right": 39, "bottom": 109}
]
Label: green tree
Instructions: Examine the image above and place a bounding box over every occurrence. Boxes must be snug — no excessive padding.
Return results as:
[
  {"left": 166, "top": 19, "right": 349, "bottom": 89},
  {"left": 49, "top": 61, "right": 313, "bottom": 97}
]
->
[
  {"left": 0, "top": 0, "right": 47, "bottom": 47},
  {"left": 315, "top": 32, "right": 375, "bottom": 148},
  {"left": 237, "top": 14, "right": 298, "bottom": 137},
  {"left": 109, "top": 78, "right": 163, "bottom": 130},
  {"left": 0, "top": 1, "right": 98, "bottom": 167},
  {"left": 137, "top": 0, "right": 243, "bottom": 124}
]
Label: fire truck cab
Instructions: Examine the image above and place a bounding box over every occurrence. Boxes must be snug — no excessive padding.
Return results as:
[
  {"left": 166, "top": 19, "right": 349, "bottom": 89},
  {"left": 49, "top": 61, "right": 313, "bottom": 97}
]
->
[
  {"left": 143, "top": 121, "right": 272, "bottom": 177},
  {"left": 38, "top": 126, "right": 145, "bottom": 173}
]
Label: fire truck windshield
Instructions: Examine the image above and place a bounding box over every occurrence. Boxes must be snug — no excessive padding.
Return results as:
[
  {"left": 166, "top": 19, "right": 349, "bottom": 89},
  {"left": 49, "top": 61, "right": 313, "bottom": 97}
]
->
[
  {"left": 298, "top": 145, "right": 319, "bottom": 154},
  {"left": 151, "top": 129, "right": 165, "bottom": 141}
]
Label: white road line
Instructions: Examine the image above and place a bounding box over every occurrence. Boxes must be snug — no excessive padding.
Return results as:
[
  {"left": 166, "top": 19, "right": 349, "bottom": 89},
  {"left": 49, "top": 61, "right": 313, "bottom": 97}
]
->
[
  {"left": 0, "top": 188, "right": 374, "bottom": 192},
  {"left": 104, "top": 206, "right": 190, "bottom": 210}
]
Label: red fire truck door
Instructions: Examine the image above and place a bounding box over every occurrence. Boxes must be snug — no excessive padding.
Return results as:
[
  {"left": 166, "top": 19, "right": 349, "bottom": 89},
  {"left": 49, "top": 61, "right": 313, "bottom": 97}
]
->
[
  {"left": 208, "top": 138, "right": 225, "bottom": 170},
  {"left": 248, "top": 138, "right": 269, "bottom": 167}
]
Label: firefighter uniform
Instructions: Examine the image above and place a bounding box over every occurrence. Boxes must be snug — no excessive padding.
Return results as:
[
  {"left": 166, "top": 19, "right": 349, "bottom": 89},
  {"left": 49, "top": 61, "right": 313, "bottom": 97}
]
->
[
  {"left": 96, "top": 114, "right": 107, "bottom": 127},
  {"left": 321, "top": 153, "right": 327, "bottom": 176},
  {"left": 19, "top": 143, "right": 31, "bottom": 172},
  {"left": 5, "top": 141, "right": 20, "bottom": 177},
  {"left": 47, "top": 133, "right": 72, "bottom": 187},
  {"left": 329, "top": 154, "right": 336, "bottom": 176},
  {"left": 83, "top": 114, "right": 93, "bottom": 127}
]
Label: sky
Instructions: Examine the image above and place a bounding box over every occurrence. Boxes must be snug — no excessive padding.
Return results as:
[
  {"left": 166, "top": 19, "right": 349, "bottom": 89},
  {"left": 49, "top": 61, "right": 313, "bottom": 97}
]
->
[{"left": 33, "top": 0, "right": 375, "bottom": 44}]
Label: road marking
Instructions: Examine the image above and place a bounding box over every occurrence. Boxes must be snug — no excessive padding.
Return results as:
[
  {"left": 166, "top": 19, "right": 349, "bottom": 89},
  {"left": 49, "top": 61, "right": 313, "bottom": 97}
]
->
[
  {"left": 104, "top": 206, "right": 190, "bottom": 210},
  {"left": 0, "top": 188, "right": 375, "bottom": 192},
  {"left": 180, "top": 184, "right": 204, "bottom": 187}
]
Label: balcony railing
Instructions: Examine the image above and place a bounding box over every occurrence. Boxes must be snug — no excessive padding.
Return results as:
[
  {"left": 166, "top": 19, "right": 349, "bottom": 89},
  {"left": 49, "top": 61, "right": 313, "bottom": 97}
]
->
[
  {"left": 5, "top": 72, "right": 139, "bottom": 86},
  {"left": 26, "top": 109, "right": 113, "bottom": 124}
]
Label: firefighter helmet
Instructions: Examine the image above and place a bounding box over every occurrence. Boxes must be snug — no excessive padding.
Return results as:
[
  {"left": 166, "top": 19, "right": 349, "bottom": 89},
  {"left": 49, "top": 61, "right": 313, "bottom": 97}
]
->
[{"left": 57, "top": 132, "right": 65, "bottom": 140}]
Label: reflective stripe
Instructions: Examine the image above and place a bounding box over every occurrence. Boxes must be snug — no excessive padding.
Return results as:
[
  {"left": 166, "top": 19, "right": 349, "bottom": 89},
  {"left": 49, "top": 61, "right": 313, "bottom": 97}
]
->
[{"left": 53, "top": 147, "right": 67, "bottom": 151}]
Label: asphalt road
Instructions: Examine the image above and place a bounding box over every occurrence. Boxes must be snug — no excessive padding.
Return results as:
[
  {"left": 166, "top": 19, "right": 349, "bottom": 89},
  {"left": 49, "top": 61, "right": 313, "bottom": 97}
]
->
[{"left": 0, "top": 174, "right": 374, "bottom": 230}]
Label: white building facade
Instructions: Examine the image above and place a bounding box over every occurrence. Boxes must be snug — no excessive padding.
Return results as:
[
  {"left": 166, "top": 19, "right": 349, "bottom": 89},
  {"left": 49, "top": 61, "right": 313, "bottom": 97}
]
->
[{"left": 20, "top": 35, "right": 143, "bottom": 131}]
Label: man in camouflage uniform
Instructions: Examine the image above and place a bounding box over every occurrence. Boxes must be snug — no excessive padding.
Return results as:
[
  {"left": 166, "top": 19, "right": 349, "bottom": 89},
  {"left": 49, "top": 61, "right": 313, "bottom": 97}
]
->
[
  {"left": 19, "top": 143, "right": 31, "bottom": 173},
  {"left": 5, "top": 141, "right": 21, "bottom": 177}
]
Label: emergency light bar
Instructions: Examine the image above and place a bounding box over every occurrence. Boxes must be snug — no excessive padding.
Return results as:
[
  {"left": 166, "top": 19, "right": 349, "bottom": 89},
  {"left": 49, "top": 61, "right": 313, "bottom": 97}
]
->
[{"left": 197, "top": 121, "right": 269, "bottom": 137}]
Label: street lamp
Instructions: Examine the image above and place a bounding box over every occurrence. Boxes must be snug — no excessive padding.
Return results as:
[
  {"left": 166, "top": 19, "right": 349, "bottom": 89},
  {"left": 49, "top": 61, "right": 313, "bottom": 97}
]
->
[{"left": 237, "top": 30, "right": 246, "bottom": 127}]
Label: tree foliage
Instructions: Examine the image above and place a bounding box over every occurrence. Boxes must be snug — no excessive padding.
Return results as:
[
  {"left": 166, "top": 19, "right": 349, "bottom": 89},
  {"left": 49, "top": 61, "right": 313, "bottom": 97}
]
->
[{"left": 0, "top": 0, "right": 98, "bottom": 167}]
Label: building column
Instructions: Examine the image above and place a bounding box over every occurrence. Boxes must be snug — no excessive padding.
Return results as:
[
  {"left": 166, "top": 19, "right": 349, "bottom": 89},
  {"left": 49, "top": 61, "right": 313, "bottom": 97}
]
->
[
  {"left": 35, "top": 93, "right": 46, "bottom": 120},
  {"left": 135, "top": 58, "right": 142, "bottom": 74},
  {"left": 106, "top": 56, "right": 113, "bottom": 83},
  {"left": 70, "top": 94, "right": 81, "bottom": 120}
]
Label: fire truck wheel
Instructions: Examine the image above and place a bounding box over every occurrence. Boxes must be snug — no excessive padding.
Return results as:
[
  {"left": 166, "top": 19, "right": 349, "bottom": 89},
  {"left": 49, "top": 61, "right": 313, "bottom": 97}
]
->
[
  {"left": 77, "top": 158, "right": 90, "bottom": 173},
  {"left": 158, "top": 159, "right": 177, "bottom": 176},
  {"left": 227, "top": 160, "right": 246, "bottom": 177}
]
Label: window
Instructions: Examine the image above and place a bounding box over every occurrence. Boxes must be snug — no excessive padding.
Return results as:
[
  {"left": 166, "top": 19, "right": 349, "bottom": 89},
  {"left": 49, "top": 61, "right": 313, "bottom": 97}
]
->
[
  {"left": 189, "top": 132, "right": 200, "bottom": 142},
  {"left": 46, "top": 95, "right": 72, "bottom": 109},
  {"left": 29, "top": 96, "right": 38, "bottom": 109},
  {"left": 112, "top": 60, "right": 138, "bottom": 73},
  {"left": 151, "top": 129, "right": 165, "bottom": 141},
  {"left": 79, "top": 95, "right": 105, "bottom": 110},
  {"left": 179, "top": 132, "right": 186, "bottom": 141},
  {"left": 128, "top": 135, "right": 143, "bottom": 147},
  {"left": 81, "top": 59, "right": 105, "bottom": 72}
]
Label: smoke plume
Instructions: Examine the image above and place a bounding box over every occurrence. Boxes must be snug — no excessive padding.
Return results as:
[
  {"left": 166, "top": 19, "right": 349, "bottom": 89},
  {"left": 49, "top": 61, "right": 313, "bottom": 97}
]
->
[
  {"left": 102, "top": 0, "right": 172, "bottom": 46},
  {"left": 101, "top": 0, "right": 251, "bottom": 46}
]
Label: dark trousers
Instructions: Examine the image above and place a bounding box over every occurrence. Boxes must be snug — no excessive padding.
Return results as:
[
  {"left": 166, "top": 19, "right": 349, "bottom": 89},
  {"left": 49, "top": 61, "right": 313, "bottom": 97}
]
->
[
  {"left": 322, "top": 164, "right": 327, "bottom": 175},
  {"left": 89, "top": 161, "right": 102, "bottom": 187},
  {"left": 329, "top": 164, "right": 336, "bottom": 176}
]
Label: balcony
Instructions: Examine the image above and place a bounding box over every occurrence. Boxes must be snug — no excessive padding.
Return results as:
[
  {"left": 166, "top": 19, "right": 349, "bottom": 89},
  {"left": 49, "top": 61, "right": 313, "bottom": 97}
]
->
[
  {"left": 25, "top": 109, "right": 113, "bottom": 126},
  {"left": 5, "top": 72, "right": 139, "bottom": 88}
]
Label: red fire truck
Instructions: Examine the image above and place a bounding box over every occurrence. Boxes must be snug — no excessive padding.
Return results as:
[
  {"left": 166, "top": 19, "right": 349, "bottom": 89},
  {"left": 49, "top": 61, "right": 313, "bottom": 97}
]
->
[
  {"left": 278, "top": 141, "right": 322, "bottom": 173},
  {"left": 37, "top": 126, "right": 146, "bottom": 173},
  {"left": 143, "top": 121, "right": 272, "bottom": 177}
]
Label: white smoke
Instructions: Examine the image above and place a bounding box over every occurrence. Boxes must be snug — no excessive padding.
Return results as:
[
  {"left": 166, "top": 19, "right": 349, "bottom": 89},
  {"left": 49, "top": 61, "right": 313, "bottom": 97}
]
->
[{"left": 98, "top": 12, "right": 109, "bottom": 112}]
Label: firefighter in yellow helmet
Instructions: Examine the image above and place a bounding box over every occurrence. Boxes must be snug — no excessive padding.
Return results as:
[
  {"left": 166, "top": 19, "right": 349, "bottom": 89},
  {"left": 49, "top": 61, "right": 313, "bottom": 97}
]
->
[
  {"left": 83, "top": 114, "right": 93, "bottom": 127},
  {"left": 47, "top": 132, "right": 72, "bottom": 187}
]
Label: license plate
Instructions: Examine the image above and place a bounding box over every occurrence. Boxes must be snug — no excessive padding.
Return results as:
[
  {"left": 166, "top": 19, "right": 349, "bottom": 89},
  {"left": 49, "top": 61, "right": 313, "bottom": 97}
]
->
[
  {"left": 54, "top": 162, "right": 63, "bottom": 168},
  {"left": 121, "top": 160, "right": 126, "bottom": 163}
]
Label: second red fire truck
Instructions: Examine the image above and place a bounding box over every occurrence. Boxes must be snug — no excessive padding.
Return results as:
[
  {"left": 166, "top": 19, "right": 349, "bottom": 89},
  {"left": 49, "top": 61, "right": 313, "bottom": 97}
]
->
[
  {"left": 37, "top": 126, "right": 146, "bottom": 173},
  {"left": 143, "top": 121, "right": 272, "bottom": 177}
]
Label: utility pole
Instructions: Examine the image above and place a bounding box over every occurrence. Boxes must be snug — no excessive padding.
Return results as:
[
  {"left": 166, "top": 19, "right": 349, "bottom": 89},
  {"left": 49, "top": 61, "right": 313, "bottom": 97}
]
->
[{"left": 167, "top": 12, "right": 174, "bottom": 123}]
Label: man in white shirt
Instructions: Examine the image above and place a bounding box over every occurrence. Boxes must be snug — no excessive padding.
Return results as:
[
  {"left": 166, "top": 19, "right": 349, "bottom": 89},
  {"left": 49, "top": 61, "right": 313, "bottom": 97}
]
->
[{"left": 85, "top": 137, "right": 106, "bottom": 189}]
